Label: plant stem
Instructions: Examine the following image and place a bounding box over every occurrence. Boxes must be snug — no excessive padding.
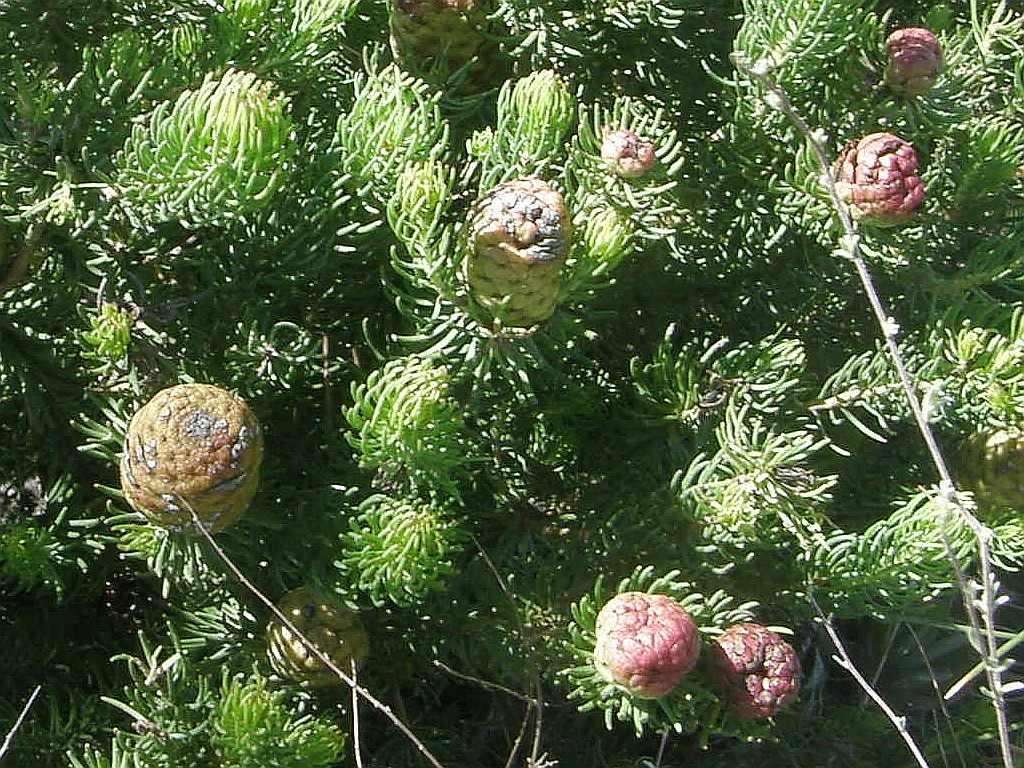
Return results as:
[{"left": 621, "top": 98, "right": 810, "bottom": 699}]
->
[
  {"left": 188, "top": 505, "right": 446, "bottom": 768},
  {"left": 813, "top": 601, "right": 930, "bottom": 768},
  {"left": 0, "top": 684, "right": 42, "bottom": 761},
  {"left": 732, "top": 54, "right": 1013, "bottom": 768}
]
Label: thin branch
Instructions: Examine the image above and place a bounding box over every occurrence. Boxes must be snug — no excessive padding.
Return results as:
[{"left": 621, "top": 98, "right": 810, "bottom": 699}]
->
[
  {"left": 731, "top": 54, "right": 1014, "bottom": 768},
  {"left": 351, "top": 660, "right": 364, "bottom": 768},
  {"left": 907, "top": 625, "right": 967, "bottom": 768},
  {"left": 812, "top": 601, "right": 930, "bottom": 768},
  {"left": 529, "top": 678, "right": 544, "bottom": 767},
  {"left": 472, "top": 535, "right": 547, "bottom": 762},
  {"left": 503, "top": 703, "right": 532, "bottom": 768},
  {"left": 187, "top": 506, "right": 446, "bottom": 768},
  {"left": 945, "top": 628, "right": 1024, "bottom": 701},
  {"left": 654, "top": 730, "right": 671, "bottom": 768},
  {"left": 0, "top": 684, "right": 42, "bottom": 761},
  {"left": 864, "top": 622, "right": 900, "bottom": 707},
  {"left": 0, "top": 224, "right": 42, "bottom": 295},
  {"left": 321, "top": 333, "right": 334, "bottom": 436},
  {"left": 432, "top": 660, "right": 537, "bottom": 705}
]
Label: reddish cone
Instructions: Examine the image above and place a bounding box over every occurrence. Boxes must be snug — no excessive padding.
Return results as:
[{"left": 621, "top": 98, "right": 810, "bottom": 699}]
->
[
  {"left": 834, "top": 132, "right": 924, "bottom": 225},
  {"left": 593, "top": 592, "right": 700, "bottom": 699},
  {"left": 601, "top": 129, "right": 656, "bottom": 178},
  {"left": 710, "top": 623, "right": 801, "bottom": 719},
  {"left": 885, "top": 28, "right": 943, "bottom": 96}
]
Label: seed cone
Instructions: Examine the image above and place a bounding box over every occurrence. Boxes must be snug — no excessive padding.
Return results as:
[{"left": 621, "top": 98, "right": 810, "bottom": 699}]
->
[
  {"left": 593, "top": 592, "right": 700, "bottom": 699},
  {"left": 958, "top": 429, "right": 1024, "bottom": 511},
  {"left": 467, "top": 177, "right": 570, "bottom": 327},
  {"left": 709, "top": 623, "right": 801, "bottom": 719},
  {"left": 266, "top": 587, "right": 370, "bottom": 687},
  {"left": 389, "top": 0, "right": 498, "bottom": 91},
  {"left": 885, "top": 27, "right": 943, "bottom": 97},
  {"left": 601, "top": 129, "right": 656, "bottom": 178},
  {"left": 834, "top": 132, "right": 924, "bottom": 225},
  {"left": 119, "top": 384, "right": 263, "bottom": 533}
]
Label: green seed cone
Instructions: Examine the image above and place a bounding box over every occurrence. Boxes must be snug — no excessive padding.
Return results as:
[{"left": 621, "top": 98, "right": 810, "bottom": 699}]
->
[
  {"left": 466, "top": 178, "right": 570, "bottom": 327},
  {"left": 266, "top": 587, "right": 370, "bottom": 687},
  {"left": 958, "top": 429, "right": 1024, "bottom": 511},
  {"left": 389, "top": 0, "right": 500, "bottom": 91}
]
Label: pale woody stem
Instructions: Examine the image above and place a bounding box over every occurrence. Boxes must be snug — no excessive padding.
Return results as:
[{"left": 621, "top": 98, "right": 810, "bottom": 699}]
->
[
  {"left": 732, "top": 54, "right": 1013, "bottom": 768},
  {"left": 186, "top": 504, "right": 447, "bottom": 768}
]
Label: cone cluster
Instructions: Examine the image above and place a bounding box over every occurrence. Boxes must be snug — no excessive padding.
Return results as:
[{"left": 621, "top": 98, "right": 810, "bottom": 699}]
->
[
  {"left": 834, "top": 27, "right": 942, "bottom": 226},
  {"left": 593, "top": 592, "right": 801, "bottom": 719}
]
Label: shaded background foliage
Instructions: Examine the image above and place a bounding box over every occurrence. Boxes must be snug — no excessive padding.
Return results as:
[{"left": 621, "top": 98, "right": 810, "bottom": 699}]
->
[{"left": 1, "top": 0, "right": 1023, "bottom": 766}]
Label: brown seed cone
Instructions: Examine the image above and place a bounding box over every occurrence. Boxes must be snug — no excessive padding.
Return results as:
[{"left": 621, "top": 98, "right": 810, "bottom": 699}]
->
[
  {"left": 119, "top": 384, "right": 263, "bottom": 533},
  {"left": 958, "top": 429, "right": 1024, "bottom": 511},
  {"left": 885, "top": 27, "right": 943, "bottom": 97},
  {"left": 834, "top": 132, "right": 925, "bottom": 225},
  {"left": 593, "top": 592, "right": 701, "bottom": 699},
  {"left": 709, "top": 623, "right": 801, "bottom": 719},
  {"left": 467, "top": 177, "right": 570, "bottom": 327},
  {"left": 266, "top": 587, "right": 370, "bottom": 687}
]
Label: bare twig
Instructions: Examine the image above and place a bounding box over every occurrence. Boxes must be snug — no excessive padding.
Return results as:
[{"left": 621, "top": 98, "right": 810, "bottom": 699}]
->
[
  {"left": 812, "top": 601, "right": 930, "bottom": 768},
  {"left": 0, "top": 225, "right": 42, "bottom": 295},
  {"left": 732, "top": 54, "right": 1014, "bottom": 768},
  {"left": 187, "top": 506, "right": 446, "bottom": 768},
  {"left": 654, "top": 730, "right": 670, "bottom": 768},
  {"left": 529, "top": 679, "right": 544, "bottom": 767},
  {"left": 471, "top": 535, "right": 547, "bottom": 761},
  {"left": 351, "top": 660, "right": 364, "bottom": 768},
  {"left": 0, "top": 684, "right": 42, "bottom": 762},
  {"left": 432, "top": 660, "right": 537, "bottom": 705},
  {"left": 864, "top": 622, "right": 900, "bottom": 707},
  {"left": 945, "top": 627, "right": 1024, "bottom": 701},
  {"left": 504, "top": 704, "right": 532, "bottom": 768},
  {"left": 322, "top": 333, "right": 334, "bottom": 436},
  {"left": 907, "top": 625, "right": 967, "bottom": 768}
]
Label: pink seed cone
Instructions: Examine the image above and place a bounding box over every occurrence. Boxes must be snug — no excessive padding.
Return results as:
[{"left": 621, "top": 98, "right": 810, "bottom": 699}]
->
[{"left": 593, "top": 592, "right": 700, "bottom": 699}]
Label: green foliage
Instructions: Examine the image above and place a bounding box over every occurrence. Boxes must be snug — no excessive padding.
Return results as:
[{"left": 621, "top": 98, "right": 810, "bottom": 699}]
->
[
  {"left": 0, "top": 474, "right": 104, "bottom": 597},
  {"left": 339, "top": 492, "right": 466, "bottom": 606},
  {"left": 4, "top": 0, "right": 1024, "bottom": 766},
  {"left": 80, "top": 303, "right": 132, "bottom": 365},
  {"left": 78, "top": 635, "right": 346, "bottom": 768},
  {"left": 632, "top": 327, "right": 807, "bottom": 427},
  {"left": 474, "top": 69, "right": 575, "bottom": 189},
  {"left": 677, "top": 403, "right": 835, "bottom": 548},
  {"left": 344, "top": 354, "right": 473, "bottom": 494},
  {"left": 807, "top": 488, "right": 984, "bottom": 618},
  {"left": 211, "top": 674, "right": 347, "bottom": 767},
  {"left": 0, "top": 522, "right": 61, "bottom": 592},
  {"left": 336, "top": 62, "right": 449, "bottom": 210},
  {"left": 115, "top": 69, "right": 296, "bottom": 226}
]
